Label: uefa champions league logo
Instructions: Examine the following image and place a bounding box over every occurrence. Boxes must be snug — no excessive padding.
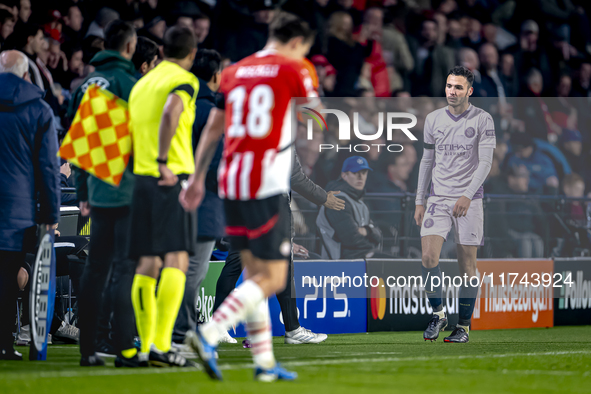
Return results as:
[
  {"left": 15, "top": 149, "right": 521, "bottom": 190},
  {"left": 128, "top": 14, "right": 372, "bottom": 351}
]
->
[{"left": 464, "top": 127, "right": 475, "bottom": 138}]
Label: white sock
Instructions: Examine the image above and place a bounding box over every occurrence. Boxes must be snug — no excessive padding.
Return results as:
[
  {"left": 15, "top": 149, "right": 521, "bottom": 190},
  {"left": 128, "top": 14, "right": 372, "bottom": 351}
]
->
[
  {"left": 457, "top": 324, "right": 470, "bottom": 333},
  {"left": 246, "top": 298, "right": 275, "bottom": 369},
  {"left": 434, "top": 310, "right": 446, "bottom": 319},
  {"left": 201, "top": 280, "right": 264, "bottom": 344}
]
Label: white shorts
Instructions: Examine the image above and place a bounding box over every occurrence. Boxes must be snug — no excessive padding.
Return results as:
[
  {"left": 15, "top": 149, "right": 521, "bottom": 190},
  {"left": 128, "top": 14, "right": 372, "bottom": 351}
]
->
[{"left": 420, "top": 196, "right": 484, "bottom": 246}]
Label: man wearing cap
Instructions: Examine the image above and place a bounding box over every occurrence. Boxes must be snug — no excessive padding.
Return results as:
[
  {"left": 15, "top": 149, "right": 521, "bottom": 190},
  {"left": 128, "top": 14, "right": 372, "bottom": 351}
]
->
[{"left": 317, "top": 156, "right": 385, "bottom": 260}]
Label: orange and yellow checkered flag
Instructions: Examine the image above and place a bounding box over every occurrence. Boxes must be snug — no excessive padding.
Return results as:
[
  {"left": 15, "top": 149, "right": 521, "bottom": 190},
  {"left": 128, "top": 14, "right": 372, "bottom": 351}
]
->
[{"left": 59, "top": 84, "right": 131, "bottom": 186}]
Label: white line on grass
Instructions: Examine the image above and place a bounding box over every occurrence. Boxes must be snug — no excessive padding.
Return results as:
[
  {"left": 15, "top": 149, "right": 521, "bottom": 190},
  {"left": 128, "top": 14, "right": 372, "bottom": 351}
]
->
[{"left": 2, "top": 350, "right": 590, "bottom": 380}]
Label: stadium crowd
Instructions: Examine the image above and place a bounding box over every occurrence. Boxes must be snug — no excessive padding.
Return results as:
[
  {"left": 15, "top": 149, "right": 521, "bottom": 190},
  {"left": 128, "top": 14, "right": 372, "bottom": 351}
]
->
[
  {"left": 0, "top": 0, "right": 589, "bottom": 258},
  {"left": 1, "top": 0, "right": 590, "bottom": 192}
]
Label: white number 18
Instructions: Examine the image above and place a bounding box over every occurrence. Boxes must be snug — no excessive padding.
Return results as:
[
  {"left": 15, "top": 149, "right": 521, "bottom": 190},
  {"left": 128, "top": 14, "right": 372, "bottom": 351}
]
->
[{"left": 227, "top": 84, "right": 274, "bottom": 138}]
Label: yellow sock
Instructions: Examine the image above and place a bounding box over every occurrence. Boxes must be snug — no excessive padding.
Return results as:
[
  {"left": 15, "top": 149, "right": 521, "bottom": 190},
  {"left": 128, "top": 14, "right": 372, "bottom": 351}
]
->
[
  {"left": 131, "top": 274, "right": 157, "bottom": 354},
  {"left": 121, "top": 348, "right": 137, "bottom": 359},
  {"left": 154, "top": 267, "right": 186, "bottom": 353}
]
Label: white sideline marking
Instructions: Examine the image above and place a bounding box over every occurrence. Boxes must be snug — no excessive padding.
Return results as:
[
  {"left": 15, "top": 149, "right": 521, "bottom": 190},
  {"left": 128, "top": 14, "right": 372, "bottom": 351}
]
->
[{"left": 2, "top": 350, "right": 590, "bottom": 380}]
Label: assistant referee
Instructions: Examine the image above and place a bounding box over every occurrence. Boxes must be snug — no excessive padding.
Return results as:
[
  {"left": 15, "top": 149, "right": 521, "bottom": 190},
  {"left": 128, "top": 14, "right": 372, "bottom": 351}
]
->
[{"left": 127, "top": 25, "right": 199, "bottom": 367}]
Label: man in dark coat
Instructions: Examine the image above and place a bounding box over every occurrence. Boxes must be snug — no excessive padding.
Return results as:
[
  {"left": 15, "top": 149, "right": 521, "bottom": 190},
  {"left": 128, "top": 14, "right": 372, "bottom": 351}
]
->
[
  {"left": 0, "top": 50, "right": 60, "bottom": 360},
  {"left": 172, "top": 49, "right": 226, "bottom": 344}
]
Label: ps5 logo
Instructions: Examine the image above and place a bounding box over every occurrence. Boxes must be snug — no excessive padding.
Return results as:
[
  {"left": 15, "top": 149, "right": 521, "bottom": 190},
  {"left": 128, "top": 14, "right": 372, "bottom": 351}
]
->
[{"left": 302, "top": 276, "right": 349, "bottom": 319}]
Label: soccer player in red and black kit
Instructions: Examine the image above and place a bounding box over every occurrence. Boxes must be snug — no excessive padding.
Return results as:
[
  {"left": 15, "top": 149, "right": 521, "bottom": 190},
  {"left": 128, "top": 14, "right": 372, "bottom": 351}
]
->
[{"left": 180, "top": 13, "right": 316, "bottom": 382}]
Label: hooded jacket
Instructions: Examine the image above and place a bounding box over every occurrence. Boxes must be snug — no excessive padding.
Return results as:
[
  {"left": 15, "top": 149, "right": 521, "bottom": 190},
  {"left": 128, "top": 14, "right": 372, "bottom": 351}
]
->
[
  {"left": 193, "top": 78, "right": 225, "bottom": 240},
  {"left": 316, "top": 177, "right": 380, "bottom": 259},
  {"left": 68, "top": 50, "right": 138, "bottom": 208},
  {"left": 0, "top": 73, "right": 60, "bottom": 251}
]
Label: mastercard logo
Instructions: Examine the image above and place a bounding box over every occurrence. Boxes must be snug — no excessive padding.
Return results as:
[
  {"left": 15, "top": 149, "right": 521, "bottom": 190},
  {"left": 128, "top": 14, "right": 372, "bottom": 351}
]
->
[{"left": 370, "top": 277, "right": 386, "bottom": 320}]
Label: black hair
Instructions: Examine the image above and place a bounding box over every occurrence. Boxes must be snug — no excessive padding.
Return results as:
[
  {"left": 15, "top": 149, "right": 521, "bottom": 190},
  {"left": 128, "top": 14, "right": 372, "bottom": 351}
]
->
[
  {"left": 0, "top": 8, "right": 14, "bottom": 25},
  {"left": 447, "top": 65, "right": 475, "bottom": 87},
  {"left": 59, "top": 1, "right": 78, "bottom": 17},
  {"left": 4, "top": 22, "right": 41, "bottom": 50},
  {"left": 269, "top": 12, "right": 315, "bottom": 44},
  {"left": 163, "top": 25, "right": 196, "bottom": 59},
  {"left": 132, "top": 36, "right": 159, "bottom": 71},
  {"left": 60, "top": 40, "right": 82, "bottom": 60},
  {"left": 191, "top": 49, "right": 222, "bottom": 82},
  {"left": 104, "top": 20, "right": 136, "bottom": 52}
]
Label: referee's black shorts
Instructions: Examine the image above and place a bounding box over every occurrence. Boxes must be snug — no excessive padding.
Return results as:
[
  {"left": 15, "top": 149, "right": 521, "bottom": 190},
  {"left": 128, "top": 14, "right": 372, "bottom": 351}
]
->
[
  {"left": 223, "top": 195, "right": 291, "bottom": 261},
  {"left": 128, "top": 174, "right": 196, "bottom": 259}
]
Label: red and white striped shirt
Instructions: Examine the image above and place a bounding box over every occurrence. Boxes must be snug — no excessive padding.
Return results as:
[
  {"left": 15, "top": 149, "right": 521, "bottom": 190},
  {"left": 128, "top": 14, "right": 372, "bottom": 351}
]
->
[{"left": 217, "top": 50, "right": 315, "bottom": 200}]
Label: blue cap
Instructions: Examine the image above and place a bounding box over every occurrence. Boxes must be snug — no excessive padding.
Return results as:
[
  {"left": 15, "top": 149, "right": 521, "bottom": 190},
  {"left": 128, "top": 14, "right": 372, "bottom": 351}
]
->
[
  {"left": 341, "top": 156, "right": 373, "bottom": 173},
  {"left": 561, "top": 128, "right": 582, "bottom": 143}
]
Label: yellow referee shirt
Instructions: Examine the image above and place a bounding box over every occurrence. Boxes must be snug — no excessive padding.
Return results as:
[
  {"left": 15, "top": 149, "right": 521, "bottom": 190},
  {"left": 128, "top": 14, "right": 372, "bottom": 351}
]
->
[{"left": 129, "top": 60, "right": 199, "bottom": 177}]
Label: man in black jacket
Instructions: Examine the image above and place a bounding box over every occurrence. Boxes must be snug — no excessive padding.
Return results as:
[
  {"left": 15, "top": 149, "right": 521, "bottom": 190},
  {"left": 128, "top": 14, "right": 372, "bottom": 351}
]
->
[
  {"left": 211, "top": 152, "right": 345, "bottom": 344},
  {"left": 172, "top": 49, "right": 227, "bottom": 345}
]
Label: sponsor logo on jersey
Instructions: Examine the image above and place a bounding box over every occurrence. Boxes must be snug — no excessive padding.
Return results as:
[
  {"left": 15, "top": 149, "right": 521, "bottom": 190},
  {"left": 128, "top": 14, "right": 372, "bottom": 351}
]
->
[{"left": 235, "top": 64, "right": 280, "bottom": 78}]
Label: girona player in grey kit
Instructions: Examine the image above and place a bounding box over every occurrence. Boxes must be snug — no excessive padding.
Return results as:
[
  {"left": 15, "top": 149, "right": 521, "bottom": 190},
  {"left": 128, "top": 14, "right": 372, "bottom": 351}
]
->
[{"left": 414, "top": 66, "right": 496, "bottom": 343}]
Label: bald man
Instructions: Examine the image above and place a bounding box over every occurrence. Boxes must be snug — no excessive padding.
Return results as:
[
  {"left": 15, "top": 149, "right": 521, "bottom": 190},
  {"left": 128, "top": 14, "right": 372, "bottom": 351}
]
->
[{"left": 0, "top": 50, "right": 60, "bottom": 360}]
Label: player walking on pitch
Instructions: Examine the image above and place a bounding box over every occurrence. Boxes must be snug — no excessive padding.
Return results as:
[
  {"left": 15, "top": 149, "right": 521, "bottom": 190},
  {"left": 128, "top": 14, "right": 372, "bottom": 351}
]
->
[
  {"left": 414, "top": 66, "right": 496, "bottom": 343},
  {"left": 180, "top": 13, "right": 316, "bottom": 381}
]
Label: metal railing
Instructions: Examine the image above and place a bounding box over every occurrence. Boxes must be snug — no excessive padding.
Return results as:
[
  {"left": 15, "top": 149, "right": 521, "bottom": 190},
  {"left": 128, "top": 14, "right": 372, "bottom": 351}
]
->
[{"left": 292, "top": 193, "right": 591, "bottom": 259}]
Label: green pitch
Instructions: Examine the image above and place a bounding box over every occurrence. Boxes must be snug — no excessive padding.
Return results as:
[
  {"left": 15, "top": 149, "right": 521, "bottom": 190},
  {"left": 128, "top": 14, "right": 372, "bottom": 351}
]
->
[{"left": 1, "top": 326, "right": 590, "bottom": 394}]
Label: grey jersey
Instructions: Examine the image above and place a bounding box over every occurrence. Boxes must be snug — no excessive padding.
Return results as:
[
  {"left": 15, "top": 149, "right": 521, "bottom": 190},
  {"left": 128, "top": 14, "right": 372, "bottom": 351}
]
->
[{"left": 424, "top": 104, "right": 496, "bottom": 199}]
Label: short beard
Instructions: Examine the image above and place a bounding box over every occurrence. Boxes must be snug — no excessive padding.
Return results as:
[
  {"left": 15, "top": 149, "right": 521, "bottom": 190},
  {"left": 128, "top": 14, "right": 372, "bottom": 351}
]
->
[{"left": 447, "top": 95, "right": 468, "bottom": 108}]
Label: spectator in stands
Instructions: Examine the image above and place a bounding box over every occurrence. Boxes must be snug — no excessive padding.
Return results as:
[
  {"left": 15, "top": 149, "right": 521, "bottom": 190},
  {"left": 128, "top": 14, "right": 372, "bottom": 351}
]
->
[
  {"left": 173, "top": 48, "right": 225, "bottom": 345},
  {"left": 9, "top": 23, "right": 61, "bottom": 116},
  {"left": 131, "top": 36, "right": 158, "bottom": 78},
  {"left": 59, "top": 160, "right": 78, "bottom": 207},
  {"left": 61, "top": 2, "right": 84, "bottom": 45},
  {"left": 474, "top": 43, "right": 516, "bottom": 98},
  {"left": 69, "top": 20, "right": 139, "bottom": 367},
  {"left": 325, "top": 11, "right": 372, "bottom": 97},
  {"left": 310, "top": 54, "right": 337, "bottom": 96},
  {"left": 445, "top": 13, "right": 465, "bottom": 49},
  {"left": 0, "top": 8, "right": 14, "bottom": 50},
  {"left": 570, "top": 58, "right": 591, "bottom": 97},
  {"left": 86, "top": 8, "right": 119, "bottom": 40},
  {"left": 381, "top": 7, "right": 413, "bottom": 93},
  {"left": 55, "top": 41, "right": 84, "bottom": 90},
  {"left": 317, "top": 156, "right": 386, "bottom": 259},
  {"left": 560, "top": 128, "right": 585, "bottom": 178},
  {"left": 358, "top": 7, "right": 391, "bottom": 97},
  {"left": 505, "top": 132, "right": 559, "bottom": 195},
  {"left": 408, "top": 18, "right": 455, "bottom": 96},
  {"left": 18, "top": 0, "right": 30, "bottom": 23},
  {"left": 504, "top": 165, "right": 546, "bottom": 258},
  {"left": 326, "top": 0, "right": 363, "bottom": 27},
  {"left": 138, "top": 15, "right": 166, "bottom": 48},
  {"left": 511, "top": 20, "right": 552, "bottom": 94},
  {"left": 193, "top": 14, "right": 210, "bottom": 46},
  {"left": 552, "top": 173, "right": 590, "bottom": 256},
  {"left": 0, "top": 50, "right": 60, "bottom": 360},
  {"left": 459, "top": 47, "right": 481, "bottom": 84},
  {"left": 223, "top": 2, "right": 275, "bottom": 62},
  {"left": 516, "top": 68, "right": 562, "bottom": 142}
]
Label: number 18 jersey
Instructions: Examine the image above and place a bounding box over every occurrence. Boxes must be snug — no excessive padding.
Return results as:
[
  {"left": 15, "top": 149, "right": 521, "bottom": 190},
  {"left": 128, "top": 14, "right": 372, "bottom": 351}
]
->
[{"left": 217, "top": 50, "right": 315, "bottom": 201}]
